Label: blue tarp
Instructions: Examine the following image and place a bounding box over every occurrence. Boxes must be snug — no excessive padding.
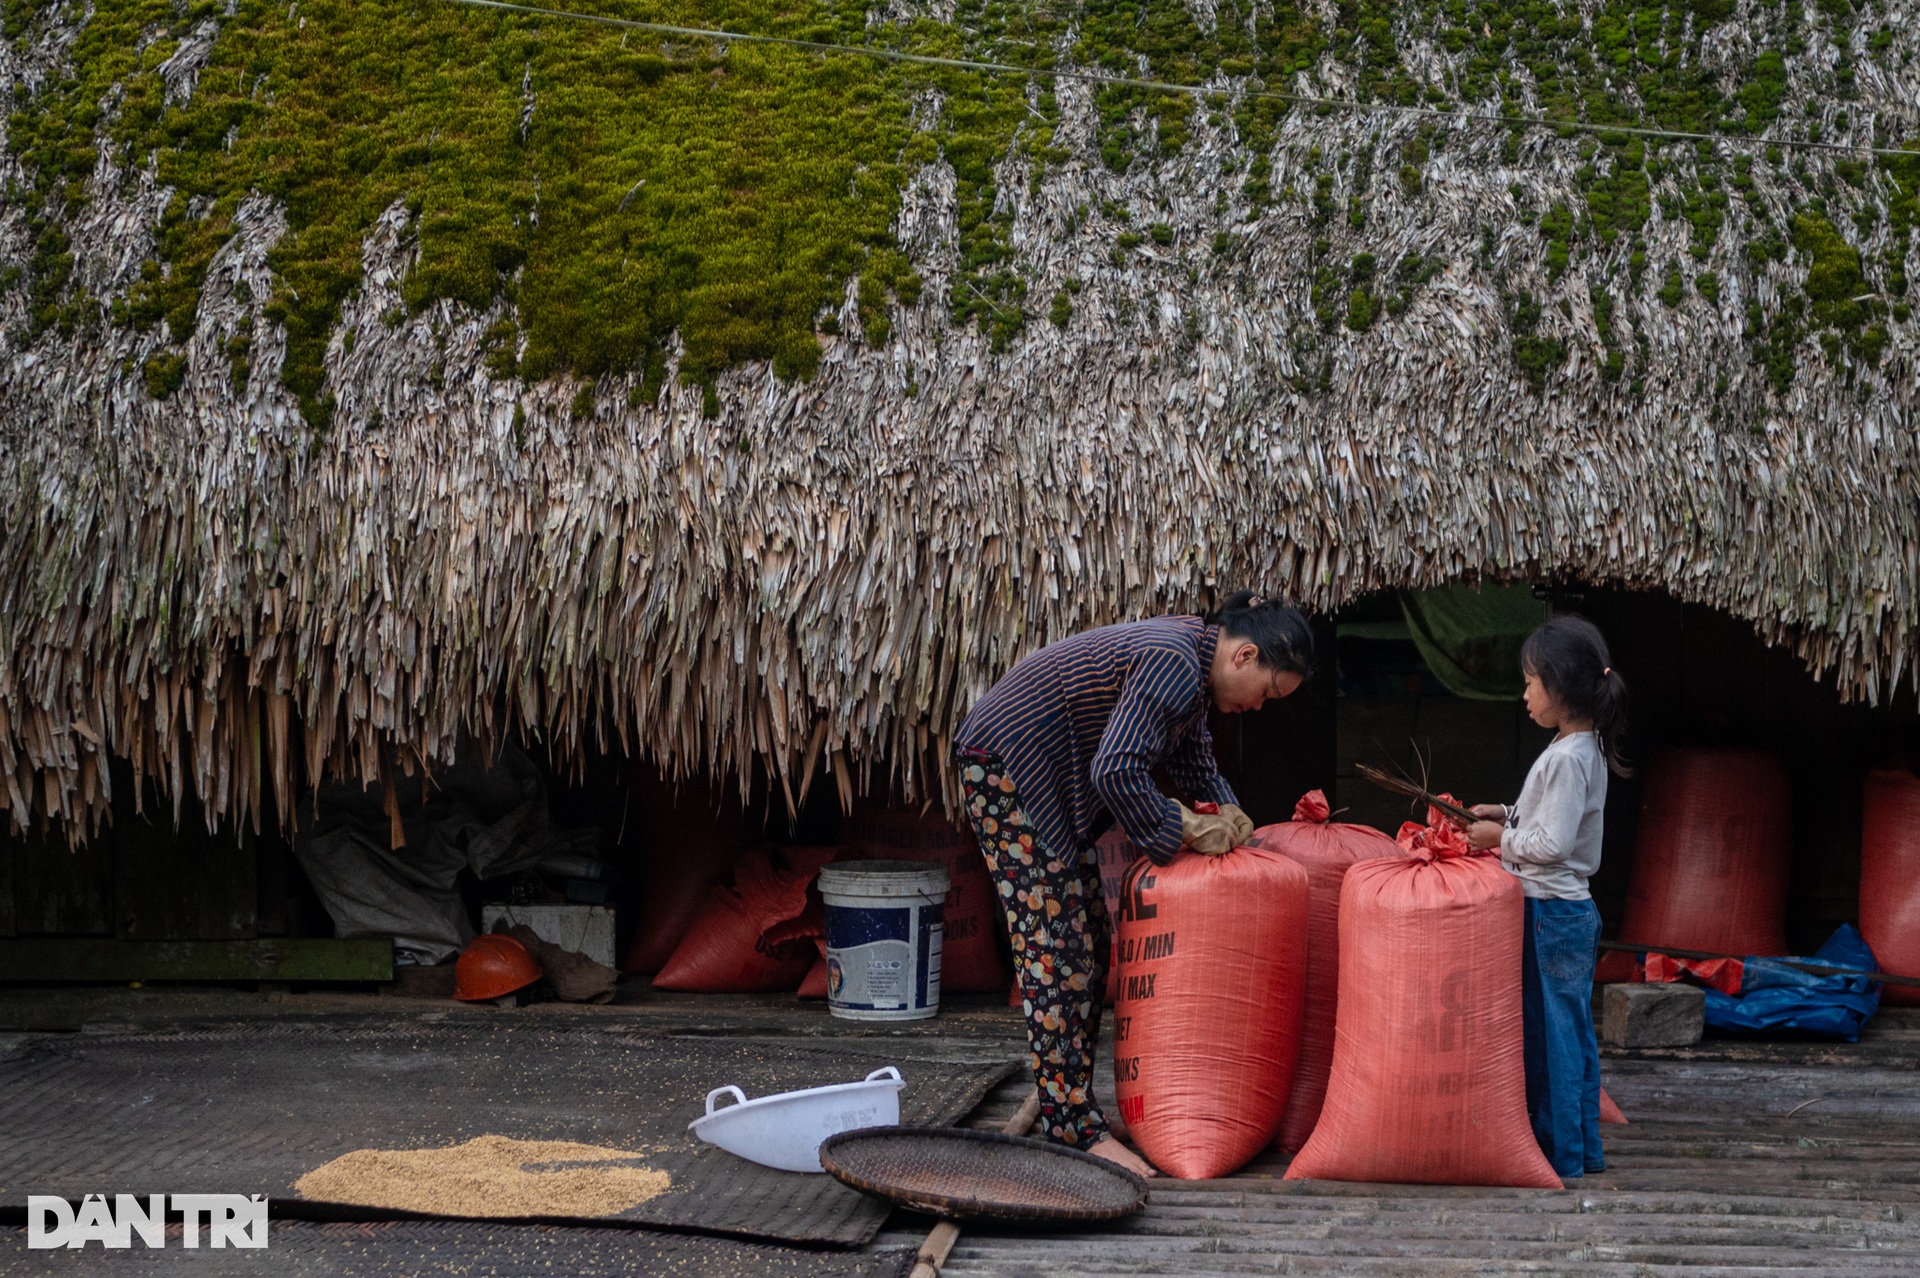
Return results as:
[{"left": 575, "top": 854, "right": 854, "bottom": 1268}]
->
[{"left": 1701, "top": 925, "right": 1883, "bottom": 1042}]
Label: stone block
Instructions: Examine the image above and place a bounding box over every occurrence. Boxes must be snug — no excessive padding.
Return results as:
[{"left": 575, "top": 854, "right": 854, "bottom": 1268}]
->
[{"left": 1601, "top": 981, "right": 1705, "bottom": 1048}]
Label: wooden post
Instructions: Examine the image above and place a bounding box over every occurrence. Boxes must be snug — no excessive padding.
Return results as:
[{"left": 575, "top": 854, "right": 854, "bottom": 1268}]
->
[{"left": 910, "top": 1092, "right": 1041, "bottom": 1278}]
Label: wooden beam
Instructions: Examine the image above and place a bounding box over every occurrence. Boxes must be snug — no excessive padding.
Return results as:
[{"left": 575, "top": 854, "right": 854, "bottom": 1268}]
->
[
  {"left": 0, "top": 938, "right": 393, "bottom": 982},
  {"left": 910, "top": 1091, "right": 1042, "bottom": 1278}
]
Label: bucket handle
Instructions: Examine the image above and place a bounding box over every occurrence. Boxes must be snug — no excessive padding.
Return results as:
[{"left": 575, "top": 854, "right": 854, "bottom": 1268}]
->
[
  {"left": 864, "top": 1066, "right": 903, "bottom": 1085},
  {"left": 704, "top": 1085, "right": 748, "bottom": 1116}
]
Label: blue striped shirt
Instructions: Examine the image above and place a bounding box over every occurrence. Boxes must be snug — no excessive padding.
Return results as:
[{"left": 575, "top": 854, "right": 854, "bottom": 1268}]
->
[{"left": 954, "top": 616, "right": 1236, "bottom": 868}]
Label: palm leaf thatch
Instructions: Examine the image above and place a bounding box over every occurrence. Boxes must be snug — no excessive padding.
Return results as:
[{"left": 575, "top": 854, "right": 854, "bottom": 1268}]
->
[{"left": 1, "top": 0, "right": 1917, "bottom": 842}]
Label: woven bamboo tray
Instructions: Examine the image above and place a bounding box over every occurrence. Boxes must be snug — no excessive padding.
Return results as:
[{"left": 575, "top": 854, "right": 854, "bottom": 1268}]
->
[{"left": 818, "top": 1127, "right": 1148, "bottom": 1224}]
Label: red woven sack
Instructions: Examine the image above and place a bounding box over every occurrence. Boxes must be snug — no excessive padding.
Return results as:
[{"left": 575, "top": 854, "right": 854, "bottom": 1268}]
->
[
  {"left": 798, "top": 943, "right": 830, "bottom": 999},
  {"left": 1619, "top": 749, "right": 1790, "bottom": 958},
  {"left": 652, "top": 846, "right": 837, "bottom": 992},
  {"left": 843, "top": 802, "right": 1007, "bottom": 992},
  {"left": 1285, "top": 803, "right": 1562, "bottom": 1190},
  {"left": 1112, "top": 844, "right": 1309, "bottom": 1179},
  {"left": 1252, "top": 790, "right": 1405, "bottom": 1154},
  {"left": 621, "top": 769, "right": 764, "bottom": 974},
  {"left": 1094, "top": 826, "right": 1144, "bottom": 1004},
  {"left": 1861, "top": 768, "right": 1920, "bottom": 1007},
  {"left": 1599, "top": 1087, "right": 1628, "bottom": 1125},
  {"left": 1644, "top": 952, "right": 1744, "bottom": 995}
]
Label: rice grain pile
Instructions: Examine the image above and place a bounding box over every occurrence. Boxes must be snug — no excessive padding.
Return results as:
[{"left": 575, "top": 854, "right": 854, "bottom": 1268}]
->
[{"left": 292, "top": 1133, "right": 672, "bottom": 1218}]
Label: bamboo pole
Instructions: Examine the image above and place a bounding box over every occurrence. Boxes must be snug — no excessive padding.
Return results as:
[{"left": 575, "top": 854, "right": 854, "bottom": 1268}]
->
[{"left": 909, "top": 1092, "right": 1042, "bottom": 1278}]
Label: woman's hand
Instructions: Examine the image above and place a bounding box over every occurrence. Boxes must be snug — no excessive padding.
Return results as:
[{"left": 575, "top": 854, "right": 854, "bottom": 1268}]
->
[
  {"left": 1464, "top": 820, "right": 1505, "bottom": 851},
  {"left": 1219, "top": 803, "right": 1256, "bottom": 846},
  {"left": 1178, "top": 804, "right": 1236, "bottom": 856}
]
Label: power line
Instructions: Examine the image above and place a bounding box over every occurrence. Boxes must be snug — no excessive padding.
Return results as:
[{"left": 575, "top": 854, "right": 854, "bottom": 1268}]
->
[{"left": 435, "top": 0, "right": 1920, "bottom": 161}]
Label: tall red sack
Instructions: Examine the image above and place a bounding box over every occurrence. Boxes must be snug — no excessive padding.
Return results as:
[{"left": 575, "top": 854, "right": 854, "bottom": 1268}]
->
[
  {"left": 843, "top": 802, "right": 1008, "bottom": 992},
  {"left": 652, "top": 846, "right": 837, "bottom": 992},
  {"left": 1620, "top": 749, "right": 1790, "bottom": 958},
  {"left": 1861, "top": 768, "right": 1920, "bottom": 1007},
  {"left": 1112, "top": 846, "right": 1309, "bottom": 1179},
  {"left": 1285, "top": 808, "right": 1562, "bottom": 1190},
  {"left": 1094, "top": 827, "right": 1144, "bottom": 1004},
  {"left": 1252, "top": 790, "right": 1405, "bottom": 1155},
  {"left": 621, "top": 769, "right": 764, "bottom": 974}
]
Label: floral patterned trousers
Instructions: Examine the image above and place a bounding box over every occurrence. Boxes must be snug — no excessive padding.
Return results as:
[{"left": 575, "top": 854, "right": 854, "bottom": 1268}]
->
[{"left": 957, "top": 748, "right": 1112, "bottom": 1148}]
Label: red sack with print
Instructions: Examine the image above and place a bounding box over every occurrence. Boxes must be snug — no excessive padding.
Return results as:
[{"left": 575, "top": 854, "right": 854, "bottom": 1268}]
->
[
  {"left": 653, "top": 846, "right": 837, "bottom": 992},
  {"left": 1252, "top": 791, "right": 1405, "bottom": 1154},
  {"left": 1113, "top": 841, "right": 1309, "bottom": 1179},
  {"left": 798, "top": 943, "right": 830, "bottom": 999},
  {"left": 1094, "top": 826, "right": 1145, "bottom": 1004},
  {"left": 620, "top": 769, "right": 764, "bottom": 975},
  {"left": 1285, "top": 802, "right": 1561, "bottom": 1189},
  {"left": 843, "top": 802, "right": 1008, "bottom": 992}
]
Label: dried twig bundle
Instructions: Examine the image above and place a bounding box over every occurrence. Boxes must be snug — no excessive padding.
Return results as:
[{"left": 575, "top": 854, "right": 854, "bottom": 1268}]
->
[{"left": 1355, "top": 764, "right": 1477, "bottom": 827}]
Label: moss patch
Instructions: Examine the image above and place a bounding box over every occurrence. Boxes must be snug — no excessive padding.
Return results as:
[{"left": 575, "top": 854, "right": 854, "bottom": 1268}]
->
[{"left": 3, "top": 0, "right": 1913, "bottom": 414}]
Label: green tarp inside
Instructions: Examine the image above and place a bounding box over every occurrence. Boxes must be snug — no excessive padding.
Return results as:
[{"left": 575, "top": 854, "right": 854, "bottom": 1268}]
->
[{"left": 1338, "top": 585, "right": 1549, "bottom": 701}]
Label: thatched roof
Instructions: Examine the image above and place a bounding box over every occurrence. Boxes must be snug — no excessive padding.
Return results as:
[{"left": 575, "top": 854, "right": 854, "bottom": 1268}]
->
[{"left": 2, "top": 0, "right": 1918, "bottom": 840}]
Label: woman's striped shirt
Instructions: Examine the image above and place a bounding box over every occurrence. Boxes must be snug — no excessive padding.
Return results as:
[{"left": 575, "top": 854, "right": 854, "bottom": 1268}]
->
[{"left": 953, "top": 615, "right": 1236, "bottom": 867}]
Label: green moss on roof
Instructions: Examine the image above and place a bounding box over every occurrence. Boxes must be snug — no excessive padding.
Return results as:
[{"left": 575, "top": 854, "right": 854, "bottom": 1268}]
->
[
  {"left": 9, "top": 0, "right": 1025, "bottom": 422},
  {"left": 3, "top": 0, "right": 1917, "bottom": 416}
]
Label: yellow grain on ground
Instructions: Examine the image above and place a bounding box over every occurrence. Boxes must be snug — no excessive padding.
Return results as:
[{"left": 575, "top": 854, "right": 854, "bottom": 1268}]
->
[{"left": 293, "top": 1134, "right": 671, "bottom": 1217}]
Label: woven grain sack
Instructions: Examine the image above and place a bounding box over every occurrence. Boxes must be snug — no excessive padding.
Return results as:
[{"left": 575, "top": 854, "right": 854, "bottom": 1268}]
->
[
  {"left": 1113, "top": 845, "right": 1309, "bottom": 1179},
  {"left": 1094, "top": 826, "right": 1145, "bottom": 1004},
  {"left": 1861, "top": 768, "right": 1920, "bottom": 1007},
  {"left": 1621, "top": 749, "right": 1790, "bottom": 958},
  {"left": 652, "top": 846, "right": 836, "bottom": 992},
  {"left": 1252, "top": 790, "right": 1404, "bottom": 1154},
  {"left": 844, "top": 802, "right": 1007, "bottom": 992},
  {"left": 620, "top": 769, "right": 763, "bottom": 975},
  {"left": 1285, "top": 809, "right": 1561, "bottom": 1190},
  {"left": 798, "top": 943, "right": 830, "bottom": 999}
]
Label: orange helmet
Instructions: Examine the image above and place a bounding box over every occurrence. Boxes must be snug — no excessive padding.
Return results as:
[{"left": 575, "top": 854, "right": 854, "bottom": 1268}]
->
[{"left": 455, "top": 934, "right": 544, "bottom": 1001}]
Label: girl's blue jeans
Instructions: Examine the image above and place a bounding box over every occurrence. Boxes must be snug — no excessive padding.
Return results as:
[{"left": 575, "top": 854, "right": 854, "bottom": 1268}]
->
[{"left": 1520, "top": 896, "right": 1605, "bottom": 1177}]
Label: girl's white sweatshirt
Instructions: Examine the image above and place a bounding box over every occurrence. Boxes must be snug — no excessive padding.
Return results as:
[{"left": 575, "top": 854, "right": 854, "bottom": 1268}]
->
[{"left": 1502, "top": 730, "right": 1607, "bottom": 901}]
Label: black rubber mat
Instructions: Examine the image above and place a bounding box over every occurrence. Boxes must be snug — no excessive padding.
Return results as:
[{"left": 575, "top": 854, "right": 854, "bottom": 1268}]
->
[
  {"left": 0, "top": 1025, "right": 1017, "bottom": 1246},
  {"left": 0, "top": 1219, "right": 913, "bottom": 1277}
]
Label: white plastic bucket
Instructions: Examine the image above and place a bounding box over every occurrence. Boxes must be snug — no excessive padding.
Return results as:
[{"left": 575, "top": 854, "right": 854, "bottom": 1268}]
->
[
  {"left": 687, "top": 1066, "right": 905, "bottom": 1173},
  {"left": 818, "top": 860, "right": 950, "bottom": 1020}
]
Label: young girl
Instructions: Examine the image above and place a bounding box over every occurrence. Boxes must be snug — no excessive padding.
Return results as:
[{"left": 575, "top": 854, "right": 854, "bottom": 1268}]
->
[
  {"left": 1464, "top": 614, "right": 1629, "bottom": 1180},
  {"left": 952, "top": 593, "right": 1315, "bottom": 1179}
]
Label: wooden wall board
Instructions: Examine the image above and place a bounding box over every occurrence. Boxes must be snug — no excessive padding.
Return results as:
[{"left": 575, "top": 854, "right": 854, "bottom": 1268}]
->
[
  {"left": 0, "top": 938, "right": 392, "bottom": 981},
  {"left": 111, "top": 812, "right": 257, "bottom": 940},
  {"left": 0, "top": 830, "right": 13, "bottom": 937},
  {"left": 11, "top": 830, "right": 114, "bottom": 936}
]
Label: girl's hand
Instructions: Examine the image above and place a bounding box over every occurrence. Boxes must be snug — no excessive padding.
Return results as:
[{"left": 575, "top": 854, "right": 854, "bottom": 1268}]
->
[
  {"left": 1468, "top": 804, "right": 1507, "bottom": 821},
  {"left": 1464, "top": 820, "right": 1505, "bottom": 851}
]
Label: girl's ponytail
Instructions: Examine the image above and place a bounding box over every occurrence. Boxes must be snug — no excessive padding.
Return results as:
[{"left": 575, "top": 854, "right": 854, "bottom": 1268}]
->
[
  {"left": 1591, "top": 666, "right": 1633, "bottom": 779},
  {"left": 1520, "top": 614, "right": 1633, "bottom": 778}
]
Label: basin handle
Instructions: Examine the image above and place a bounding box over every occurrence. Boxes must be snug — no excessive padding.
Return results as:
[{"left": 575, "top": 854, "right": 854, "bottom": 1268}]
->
[{"left": 704, "top": 1085, "right": 748, "bottom": 1116}]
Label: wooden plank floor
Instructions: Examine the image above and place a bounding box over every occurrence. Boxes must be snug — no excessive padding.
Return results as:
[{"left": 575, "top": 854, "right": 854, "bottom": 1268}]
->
[
  {"left": 881, "top": 1011, "right": 1920, "bottom": 1276},
  {"left": 2, "top": 985, "right": 1915, "bottom": 1272}
]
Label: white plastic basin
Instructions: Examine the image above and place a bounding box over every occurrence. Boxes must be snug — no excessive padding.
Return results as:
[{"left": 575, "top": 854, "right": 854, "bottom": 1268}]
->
[{"left": 687, "top": 1066, "right": 905, "bottom": 1173}]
